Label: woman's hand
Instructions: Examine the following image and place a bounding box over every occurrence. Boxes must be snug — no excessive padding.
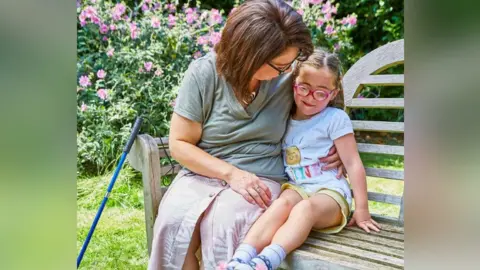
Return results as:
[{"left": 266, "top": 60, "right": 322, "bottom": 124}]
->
[
  {"left": 319, "top": 145, "right": 347, "bottom": 179},
  {"left": 227, "top": 168, "right": 272, "bottom": 209},
  {"left": 347, "top": 208, "right": 381, "bottom": 233}
]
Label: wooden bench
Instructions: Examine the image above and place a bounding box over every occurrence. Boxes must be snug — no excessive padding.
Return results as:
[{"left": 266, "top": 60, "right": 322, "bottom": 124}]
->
[{"left": 128, "top": 39, "right": 404, "bottom": 269}]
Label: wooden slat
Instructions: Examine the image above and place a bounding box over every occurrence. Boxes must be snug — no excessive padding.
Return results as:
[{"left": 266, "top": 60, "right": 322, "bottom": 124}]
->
[
  {"left": 352, "top": 121, "right": 404, "bottom": 133},
  {"left": 283, "top": 246, "right": 401, "bottom": 270},
  {"left": 330, "top": 228, "right": 404, "bottom": 250},
  {"left": 154, "top": 136, "right": 169, "bottom": 146},
  {"left": 360, "top": 75, "right": 404, "bottom": 86},
  {"left": 370, "top": 214, "right": 402, "bottom": 226},
  {"left": 343, "top": 227, "right": 404, "bottom": 241},
  {"left": 349, "top": 98, "right": 404, "bottom": 109},
  {"left": 309, "top": 232, "right": 404, "bottom": 258},
  {"left": 365, "top": 167, "right": 404, "bottom": 180},
  {"left": 160, "top": 163, "right": 182, "bottom": 176},
  {"left": 157, "top": 147, "right": 172, "bottom": 158},
  {"left": 367, "top": 191, "right": 402, "bottom": 205},
  {"left": 303, "top": 238, "right": 404, "bottom": 268},
  {"left": 358, "top": 143, "right": 404, "bottom": 155}
]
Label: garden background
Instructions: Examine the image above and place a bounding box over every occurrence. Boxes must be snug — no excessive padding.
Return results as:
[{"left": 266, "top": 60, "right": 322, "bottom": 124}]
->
[{"left": 77, "top": 0, "right": 403, "bottom": 268}]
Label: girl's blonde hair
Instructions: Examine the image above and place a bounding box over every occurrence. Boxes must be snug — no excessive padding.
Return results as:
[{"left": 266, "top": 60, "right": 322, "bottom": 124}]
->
[{"left": 292, "top": 48, "right": 345, "bottom": 109}]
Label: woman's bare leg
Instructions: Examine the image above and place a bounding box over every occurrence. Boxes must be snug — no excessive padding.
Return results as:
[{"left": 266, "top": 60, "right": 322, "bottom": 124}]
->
[
  {"left": 242, "top": 189, "right": 303, "bottom": 251},
  {"left": 182, "top": 216, "right": 202, "bottom": 270}
]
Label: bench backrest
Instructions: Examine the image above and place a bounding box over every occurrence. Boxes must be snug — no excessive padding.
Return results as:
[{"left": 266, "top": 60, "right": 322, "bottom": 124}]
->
[
  {"left": 128, "top": 39, "right": 404, "bottom": 253},
  {"left": 343, "top": 39, "right": 404, "bottom": 224}
]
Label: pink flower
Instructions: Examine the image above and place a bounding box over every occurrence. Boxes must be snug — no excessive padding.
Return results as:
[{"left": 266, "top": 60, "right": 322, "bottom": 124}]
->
[
  {"left": 91, "top": 15, "right": 101, "bottom": 25},
  {"left": 334, "top": 43, "right": 341, "bottom": 51},
  {"left": 79, "top": 12, "right": 87, "bottom": 26},
  {"left": 209, "top": 9, "right": 223, "bottom": 25},
  {"left": 100, "top": 24, "right": 109, "bottom": 34},
  {"left": 170, "top": 98, "right": 177, "bottom": 108},
  {"left": 107, "top": 48, "right": 114, "bottom": 57},
  {"left": 325, "top": 13, "right": 332, "bottom": 20},
  {"left": 151, "top": 16, "right": 160, "bottom": 28},
  {"left": 209, "top": 31, "right": 221, "bottom": 46},
  {"left": 297, "top": 9, "right": 304, "bottom": 16},
  {"left": 186, "top": 13, "right": 198, "bottom": 24},
  {"left": 185, "top": 8, "right": 194, "bottom": 14},
  {"left": 316, "top": 18, "right": 325, "bottom": 27},
  {"left": 309, "top": 0, "right": 322, "bottom": 4},
  {"left": 102, "top": 36, "right": 108, "bottom": 41},
  {"left": 154, "top": 69, "right": 163, "bottom": 76},
  {"left": 144, "top": 62, "right": 153, "bottom": 72},
  {"left": 97, "top": 88, "right": 108, "bottom": 100},
  {"left": 109, "top": 24, "right": 116, "bottom": 31},
  {"left": 322, "top": 1, "right": 332, "bottom": 14},
  {"left": 168, "top": 14, "right": 176, "bottom": 27},
  {"left": 81, "top": 103, "right": 87, "bottom": 112},
  {"left": 79, "top": 75, "right": 91, "bottom": 87},
  {"left": 166, "top": 4, "right": 176, "bottom": 13},
  {"left": 331, "top": 6, "right": 338, "bottom": 14},
  {"left": 112, "top": 3, "right": 126, "bottom": 21},
  {"left": 197, "top": 35, "right": 209, "bottom": 45},
  {"left": 84, "top": 6, "right": 97, "bottom": 18},
  {"left": 348, "top": 15, "right": 357, "bottom": 26},
  {"left": 145, "top": 0, "right": 151, "bottom": 3},
  {"left": 130, "top": 23, "right": 140, "bottom": 39},
  {"left": 96, "top": 69, "right": 106, "bottom": 79},
  {"left": 193, "top": 51, "right": 202, "bottom": 59},
  {"left": 341, "top": 17, "right": 349, "bottom": 25},
  {"left": 325, "top": 25, "right": 335, "bottom": 35},
  {"left": 142, "top": 4, "right": 149, "bottom": 12}
]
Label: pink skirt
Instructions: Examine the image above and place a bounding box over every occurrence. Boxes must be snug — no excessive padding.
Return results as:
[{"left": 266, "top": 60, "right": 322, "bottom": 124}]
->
[{"left": 148, "top": 170, "right": 282, "bottom": 270}]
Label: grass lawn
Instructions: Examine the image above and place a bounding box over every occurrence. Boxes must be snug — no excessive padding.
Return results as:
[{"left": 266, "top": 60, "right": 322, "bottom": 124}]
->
[{"left": 77, "top": 154, "right": 403, "bottom": 269}]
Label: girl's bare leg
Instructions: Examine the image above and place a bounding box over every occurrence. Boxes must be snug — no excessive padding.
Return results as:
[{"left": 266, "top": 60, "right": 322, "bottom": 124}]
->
[
  {"left": 272, "top": 194, "right": 343, "bottom": 253},
  {"left": 242, "top": 189, "right": 303, "bottom": 251}
]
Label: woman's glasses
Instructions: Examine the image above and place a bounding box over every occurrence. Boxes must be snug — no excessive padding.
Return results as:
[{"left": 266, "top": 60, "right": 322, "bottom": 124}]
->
[
  {"left": 294, "top": 83, "right": 337, "bottom": 101},
  {"left": 267, "top": 51, "right": 303, "bottom": 75}
]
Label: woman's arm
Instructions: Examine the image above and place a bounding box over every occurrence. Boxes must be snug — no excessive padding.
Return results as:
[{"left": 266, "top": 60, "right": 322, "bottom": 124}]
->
[
  {"left": 169, "top": 113, "right": 272, "bottom": 208},
  {"left": 169, "top": 112, "right": 235, "bottom": 181},
  {"left": 333, "top": 133, "right": 380, "bottom": 232}
]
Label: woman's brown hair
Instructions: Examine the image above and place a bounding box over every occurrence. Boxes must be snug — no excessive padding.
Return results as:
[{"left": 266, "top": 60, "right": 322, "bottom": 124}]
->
[
  {"left": 292, "top": 48, "right": 345, "bottom": 109},
  {"left": 215, "top": 0, "right": 313, "bottom": 104}
]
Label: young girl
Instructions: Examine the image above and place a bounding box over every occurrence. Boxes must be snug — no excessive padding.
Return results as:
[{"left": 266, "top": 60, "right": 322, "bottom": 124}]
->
[{"left": 222, "top": 49, "right": 380, "bottom": 270}]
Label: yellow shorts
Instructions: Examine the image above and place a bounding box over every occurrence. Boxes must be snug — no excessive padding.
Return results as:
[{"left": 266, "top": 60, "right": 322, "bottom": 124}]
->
[{"left": 281, "top": 183, "right": 350, "bottom": 234}]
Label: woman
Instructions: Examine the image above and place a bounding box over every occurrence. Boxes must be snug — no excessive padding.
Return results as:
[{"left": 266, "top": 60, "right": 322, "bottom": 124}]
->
[{"left": 148, "top": 1, "right": 345, "bottom": 269}]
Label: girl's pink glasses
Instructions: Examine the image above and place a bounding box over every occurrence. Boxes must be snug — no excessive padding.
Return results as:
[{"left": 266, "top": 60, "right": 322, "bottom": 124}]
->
[{"left": 294, "top": 83, "right": 337, "bottom": 101}]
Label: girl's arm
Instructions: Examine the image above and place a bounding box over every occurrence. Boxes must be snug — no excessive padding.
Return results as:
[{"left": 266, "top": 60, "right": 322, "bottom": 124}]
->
[{"left": 333, "top": 133, "right": 380, "bottom": 232}]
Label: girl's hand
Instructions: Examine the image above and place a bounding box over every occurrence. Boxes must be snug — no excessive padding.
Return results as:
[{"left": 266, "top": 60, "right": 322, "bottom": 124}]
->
[
  {"left": 319, "top": 145, "right": 347, "bottom": 179},
  {"left": 227, "top": 168, "right": 272, "bottom": 209},
  {"left": 347, "top": 208, "right": 381, "bottom": 233}
]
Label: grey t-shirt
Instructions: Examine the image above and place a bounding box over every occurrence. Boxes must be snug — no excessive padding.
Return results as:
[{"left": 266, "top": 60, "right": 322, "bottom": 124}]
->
[{"left": 173, "top": 52, "right": 294, "bottom": 181}]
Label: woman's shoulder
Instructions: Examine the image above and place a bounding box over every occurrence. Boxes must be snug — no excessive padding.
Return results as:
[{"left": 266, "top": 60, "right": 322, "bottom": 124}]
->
[{"left": 187, "top": 52, "right": 219, "bottom": 82}]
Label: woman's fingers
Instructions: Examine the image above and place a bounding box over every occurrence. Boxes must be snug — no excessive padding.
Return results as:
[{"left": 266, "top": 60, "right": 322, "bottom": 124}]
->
[
  {"left": 247, "top": 188, "right": 267, "bottom": 209},
  {"left": 322, "top": 159, "right": 341, "bottom": 171},
  {"left": 336, "top": 165, "right": 344, "bottom": 179},
  {"left": 239, "top": 189, "right": 256, "bottom": 205},
  {"left": 258, "top": 181, "right": 272, "bottom": 201}
]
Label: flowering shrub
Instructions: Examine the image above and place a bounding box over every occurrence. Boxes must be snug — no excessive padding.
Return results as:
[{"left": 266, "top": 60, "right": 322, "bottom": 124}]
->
[{"left": 77, "top": 0, "right": 357, "bottom": 175}]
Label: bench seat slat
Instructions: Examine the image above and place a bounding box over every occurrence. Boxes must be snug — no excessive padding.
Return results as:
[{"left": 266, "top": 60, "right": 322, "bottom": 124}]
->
[
  {"left": 350, "top": 98, "right": 404, "bottom": 109},
  {"left": 358, "top": 143, "right": 404, "bottom": 156}
]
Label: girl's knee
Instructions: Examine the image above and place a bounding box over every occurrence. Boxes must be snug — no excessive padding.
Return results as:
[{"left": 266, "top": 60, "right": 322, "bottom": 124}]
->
[
  {"left": 290, "top": 200, "right": 314, "bottom": 217},
  {"left": 271, "top": 196, "right": 295, "bottom": 211}
]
